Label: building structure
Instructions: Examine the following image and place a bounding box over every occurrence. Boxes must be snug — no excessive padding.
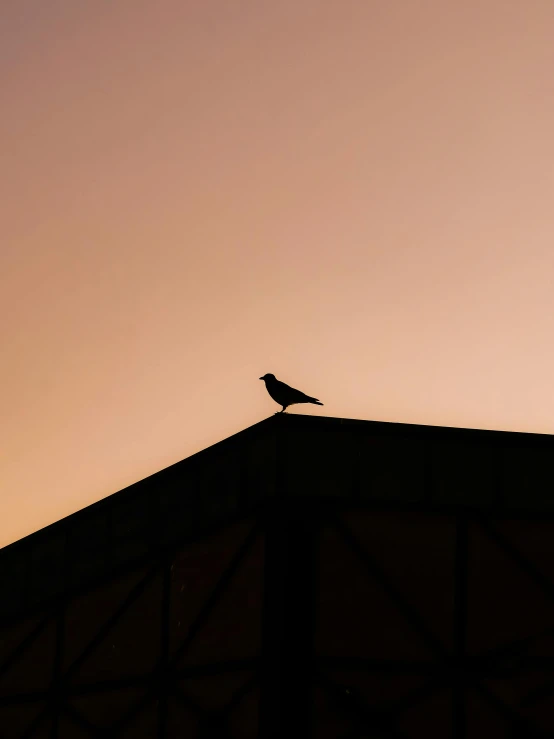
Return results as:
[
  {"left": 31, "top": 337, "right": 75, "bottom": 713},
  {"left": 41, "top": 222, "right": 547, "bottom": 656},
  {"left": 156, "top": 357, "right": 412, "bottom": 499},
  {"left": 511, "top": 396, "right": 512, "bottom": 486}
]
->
[{"left": 2, "top": 413, "right": 554, "bottom": 738}]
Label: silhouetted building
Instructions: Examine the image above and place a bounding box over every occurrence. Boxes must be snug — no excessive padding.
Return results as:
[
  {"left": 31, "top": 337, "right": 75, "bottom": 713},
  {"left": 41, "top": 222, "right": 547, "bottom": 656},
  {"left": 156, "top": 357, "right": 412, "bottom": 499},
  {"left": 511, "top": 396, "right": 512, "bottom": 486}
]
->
[{"left": 2, "top": 413, "right": 554, "bottom": 738}]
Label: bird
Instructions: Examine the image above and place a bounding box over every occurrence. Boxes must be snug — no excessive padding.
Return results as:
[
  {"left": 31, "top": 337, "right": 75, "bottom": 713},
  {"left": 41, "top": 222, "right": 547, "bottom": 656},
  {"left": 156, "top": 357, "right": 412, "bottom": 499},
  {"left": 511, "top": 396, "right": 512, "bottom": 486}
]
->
[{"left": 259, "top": 373, "right": 324, "bottom": 414}]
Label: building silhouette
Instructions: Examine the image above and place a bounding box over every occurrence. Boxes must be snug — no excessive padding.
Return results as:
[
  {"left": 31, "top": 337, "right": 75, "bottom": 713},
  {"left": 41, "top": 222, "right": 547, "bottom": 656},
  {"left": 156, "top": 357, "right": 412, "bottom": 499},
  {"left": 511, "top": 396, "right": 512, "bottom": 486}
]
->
[{"left": 2, "top": 413, "right": 554, "bottom": 738}]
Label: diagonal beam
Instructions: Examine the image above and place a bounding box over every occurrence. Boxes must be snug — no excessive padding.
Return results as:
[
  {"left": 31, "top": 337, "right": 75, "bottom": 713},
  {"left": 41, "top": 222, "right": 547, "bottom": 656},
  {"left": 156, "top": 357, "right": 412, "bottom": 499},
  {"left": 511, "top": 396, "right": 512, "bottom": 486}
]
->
[
  {"left": 104, "top": 524, "right": 261, "bottom": 737},
  {"left": 170, "top": 680, "right": 208, "bottom": 718},
  {"left": 61, "top": 702, "right": 102, "bottom": 737},
  {"left": 476, "top": 518, "right": 554, "bottom": 605},
  {"left": 0, "top": 616, "right": 51, "bottom": 679},
  {"left": 169, "top": 522, "right": 261, "bottom": 668},
  {"left": 62, "top": 563, "right": 162, "bottom": 682},
  {"left": 470, "top": 680, "right": 544, "bottom": 738},
  {"left": 470, "top": 517, "right": 554, "bottom": 710},
  {"left": 219, "top": 672, "right": 258, "bottom": 719},
  {"left": 20, "top": 704, "right": 51, "bottom": 739},
  {"left": 332, "top": 515, "right": 447, "bottom": 659},
  {"left": 105, "top": 691, "right": 160, "bottom": 737}
]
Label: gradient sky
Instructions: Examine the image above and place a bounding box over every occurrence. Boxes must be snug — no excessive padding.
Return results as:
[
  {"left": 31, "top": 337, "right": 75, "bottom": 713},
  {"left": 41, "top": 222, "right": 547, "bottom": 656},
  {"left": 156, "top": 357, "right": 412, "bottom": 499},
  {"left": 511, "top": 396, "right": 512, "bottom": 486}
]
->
[{"left": 2, "top": 0, "right": 554, "bottom": 547}]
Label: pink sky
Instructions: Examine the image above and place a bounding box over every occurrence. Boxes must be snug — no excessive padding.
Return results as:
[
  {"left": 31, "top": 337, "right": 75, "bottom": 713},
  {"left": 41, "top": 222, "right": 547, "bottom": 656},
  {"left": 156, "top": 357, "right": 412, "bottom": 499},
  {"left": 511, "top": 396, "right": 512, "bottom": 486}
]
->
[{"left": 2, "top": 0, "right": 554, "bottom": 547}]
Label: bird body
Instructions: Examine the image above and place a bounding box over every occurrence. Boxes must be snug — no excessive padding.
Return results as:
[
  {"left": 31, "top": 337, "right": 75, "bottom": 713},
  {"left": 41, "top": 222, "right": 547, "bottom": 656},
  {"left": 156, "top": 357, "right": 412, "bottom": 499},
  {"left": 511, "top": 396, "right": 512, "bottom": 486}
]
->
[{"left": 259, "top": 373, "right": 323, "bottom": 413}]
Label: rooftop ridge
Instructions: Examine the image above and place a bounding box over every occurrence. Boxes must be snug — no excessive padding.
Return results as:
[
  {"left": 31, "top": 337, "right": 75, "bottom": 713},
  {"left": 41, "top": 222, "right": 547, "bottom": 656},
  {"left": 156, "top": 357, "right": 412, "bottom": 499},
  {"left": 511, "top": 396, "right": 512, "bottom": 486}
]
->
[
  {"left": 2, "top": 413, "right": 554, "bottom": 625},
  {"left": 3, "top": 413, "right": 554, "bottom": 554}
]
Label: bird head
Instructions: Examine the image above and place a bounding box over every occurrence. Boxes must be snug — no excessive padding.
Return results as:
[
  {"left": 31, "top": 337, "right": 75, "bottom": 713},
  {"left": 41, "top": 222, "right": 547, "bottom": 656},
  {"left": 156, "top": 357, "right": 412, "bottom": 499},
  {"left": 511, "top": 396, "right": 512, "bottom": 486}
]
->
[{"left": 259, "top": 373, "right": 275, "bottom": 381}]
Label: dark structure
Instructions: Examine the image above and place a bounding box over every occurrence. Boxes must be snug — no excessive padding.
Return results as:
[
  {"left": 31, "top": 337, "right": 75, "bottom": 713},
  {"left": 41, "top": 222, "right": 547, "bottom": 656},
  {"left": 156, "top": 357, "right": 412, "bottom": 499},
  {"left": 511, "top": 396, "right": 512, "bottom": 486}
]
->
[{"left": 2, "top": 413, "right": 554, "bottom": 738}]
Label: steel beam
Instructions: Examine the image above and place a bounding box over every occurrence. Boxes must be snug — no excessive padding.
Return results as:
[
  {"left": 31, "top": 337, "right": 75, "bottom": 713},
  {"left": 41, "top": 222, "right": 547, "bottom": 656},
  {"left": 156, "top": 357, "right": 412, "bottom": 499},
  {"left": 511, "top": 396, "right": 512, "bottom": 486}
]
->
[{"left": 259, "top": 501, "right": 317, "bottom": 738}]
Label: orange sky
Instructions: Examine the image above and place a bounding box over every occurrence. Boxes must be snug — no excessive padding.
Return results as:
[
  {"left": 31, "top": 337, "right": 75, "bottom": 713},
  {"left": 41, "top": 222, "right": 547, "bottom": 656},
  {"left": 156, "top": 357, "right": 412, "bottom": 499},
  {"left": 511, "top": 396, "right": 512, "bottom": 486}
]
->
[{"left": 2, "top": 0, "right": 554, "bottom": 547}]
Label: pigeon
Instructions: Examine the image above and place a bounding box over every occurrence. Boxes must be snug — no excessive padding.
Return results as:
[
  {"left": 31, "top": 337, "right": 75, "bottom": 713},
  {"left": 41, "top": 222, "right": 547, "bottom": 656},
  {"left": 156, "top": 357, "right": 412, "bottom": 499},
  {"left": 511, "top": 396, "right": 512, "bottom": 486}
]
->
[{"left": 259, "top": 373, "right": 324, "bottom": 414}]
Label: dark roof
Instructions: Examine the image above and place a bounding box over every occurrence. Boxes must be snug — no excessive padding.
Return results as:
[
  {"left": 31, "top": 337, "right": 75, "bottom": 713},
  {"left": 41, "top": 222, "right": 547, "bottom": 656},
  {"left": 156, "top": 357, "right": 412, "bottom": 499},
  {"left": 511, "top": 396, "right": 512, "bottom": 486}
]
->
[{"left": 2, "top": 413, "right": 554, "bottom": 623}]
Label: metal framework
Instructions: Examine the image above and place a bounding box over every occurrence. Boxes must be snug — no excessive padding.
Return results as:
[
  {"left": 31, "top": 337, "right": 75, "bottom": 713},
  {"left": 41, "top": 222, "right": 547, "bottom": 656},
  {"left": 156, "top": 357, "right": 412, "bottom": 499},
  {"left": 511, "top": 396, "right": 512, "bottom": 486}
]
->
[{"left": 2, "top": 414, "right": 554, "bottom": 737}]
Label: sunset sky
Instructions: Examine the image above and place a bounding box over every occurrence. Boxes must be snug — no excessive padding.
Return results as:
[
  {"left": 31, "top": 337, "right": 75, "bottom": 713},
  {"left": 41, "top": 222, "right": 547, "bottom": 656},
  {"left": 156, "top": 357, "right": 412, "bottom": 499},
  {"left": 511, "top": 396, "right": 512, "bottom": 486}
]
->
[{"left": 2, "top": 0, "right": 554, "bottom": 547}]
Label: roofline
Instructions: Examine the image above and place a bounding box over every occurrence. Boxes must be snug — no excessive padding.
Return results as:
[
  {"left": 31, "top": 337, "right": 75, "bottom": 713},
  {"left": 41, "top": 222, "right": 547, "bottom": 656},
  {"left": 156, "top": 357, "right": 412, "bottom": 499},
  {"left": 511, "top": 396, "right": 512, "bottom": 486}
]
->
[{"left": 2, "top": 413, "right": 554, "bottom": 554}]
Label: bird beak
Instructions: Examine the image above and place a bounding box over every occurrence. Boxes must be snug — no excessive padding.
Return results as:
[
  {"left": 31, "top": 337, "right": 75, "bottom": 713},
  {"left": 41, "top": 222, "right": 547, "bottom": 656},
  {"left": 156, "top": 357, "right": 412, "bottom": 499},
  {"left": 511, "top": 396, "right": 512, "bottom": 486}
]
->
[{"left": 259, "top": 376, "right": 263, "bottom": 380}]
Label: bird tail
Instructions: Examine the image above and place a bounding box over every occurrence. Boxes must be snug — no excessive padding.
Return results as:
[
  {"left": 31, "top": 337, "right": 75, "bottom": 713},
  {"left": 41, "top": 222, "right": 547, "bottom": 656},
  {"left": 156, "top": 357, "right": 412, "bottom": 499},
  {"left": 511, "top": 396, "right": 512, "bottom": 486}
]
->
[{"left": 310, "top": 398, "right": 324, "bottom": 406}]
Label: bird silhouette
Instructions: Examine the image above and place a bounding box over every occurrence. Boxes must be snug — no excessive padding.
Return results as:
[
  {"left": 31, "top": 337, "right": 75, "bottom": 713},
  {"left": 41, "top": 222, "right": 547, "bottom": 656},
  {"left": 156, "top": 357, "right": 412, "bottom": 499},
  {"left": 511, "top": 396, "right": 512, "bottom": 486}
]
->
[{"left": 259, "top": 373, "right": 324, "bottom": 414}]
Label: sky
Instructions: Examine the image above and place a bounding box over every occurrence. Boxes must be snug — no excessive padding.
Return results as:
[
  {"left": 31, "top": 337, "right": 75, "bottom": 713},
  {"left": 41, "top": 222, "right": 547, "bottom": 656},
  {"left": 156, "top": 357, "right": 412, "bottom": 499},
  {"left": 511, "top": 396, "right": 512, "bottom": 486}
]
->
[{"left": 2, "top": 0, "right": 554, "bottom": 547}]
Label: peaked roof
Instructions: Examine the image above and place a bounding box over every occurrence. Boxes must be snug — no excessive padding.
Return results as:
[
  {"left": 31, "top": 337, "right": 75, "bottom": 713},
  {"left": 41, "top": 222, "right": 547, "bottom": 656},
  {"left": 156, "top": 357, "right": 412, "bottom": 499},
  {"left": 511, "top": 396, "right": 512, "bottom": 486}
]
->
[{"left": 2, "top": 413, "right": 554, "bottom": 624}]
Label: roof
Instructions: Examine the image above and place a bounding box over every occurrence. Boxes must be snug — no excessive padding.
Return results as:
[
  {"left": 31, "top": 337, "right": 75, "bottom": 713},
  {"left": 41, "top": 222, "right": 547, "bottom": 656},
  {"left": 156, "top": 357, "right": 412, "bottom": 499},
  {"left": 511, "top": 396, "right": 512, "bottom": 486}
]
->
[{"left": 2, "top": 412, "right": 554, "bottom": 623}]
